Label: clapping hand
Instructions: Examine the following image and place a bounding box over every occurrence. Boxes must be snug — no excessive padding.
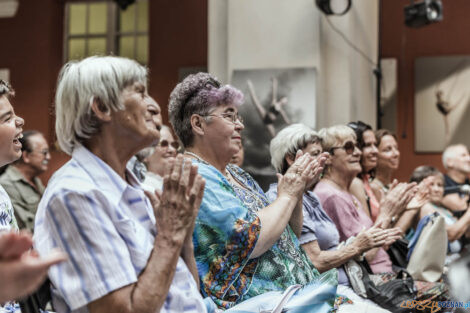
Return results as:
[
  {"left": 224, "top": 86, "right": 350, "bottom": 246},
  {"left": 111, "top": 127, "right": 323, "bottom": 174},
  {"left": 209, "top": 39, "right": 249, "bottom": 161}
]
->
[
  {"left": 276, "top": 151, "right": 315, "bottom": 201},
  {"left": 304, "top": 152, "right": 328, "bottom": 191},
  {"left": 145, "top": 154, "right": 206, "bottom": 245},
  {"left": 407, "top": 176, "right": 433, "bottom": 210},
  {"left": 0, "top": 231, "right": 67, "bottom": 303}
]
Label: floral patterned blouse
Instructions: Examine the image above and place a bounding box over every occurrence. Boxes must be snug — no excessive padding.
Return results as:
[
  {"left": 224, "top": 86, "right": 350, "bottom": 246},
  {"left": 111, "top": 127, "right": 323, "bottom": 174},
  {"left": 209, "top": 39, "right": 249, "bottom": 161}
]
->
[
  {"left": 192, "top": 161, "right": 339, "bottom": 311},
  {"left": 0, "top": 185, "right": 21, "bottom": 313}
]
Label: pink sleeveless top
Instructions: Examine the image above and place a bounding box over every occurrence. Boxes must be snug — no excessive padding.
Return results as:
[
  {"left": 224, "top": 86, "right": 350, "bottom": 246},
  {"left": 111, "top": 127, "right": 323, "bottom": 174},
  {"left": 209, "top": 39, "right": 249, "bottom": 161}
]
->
[{"left": 363, "top": 175, "right": 380, "bottom": 222}]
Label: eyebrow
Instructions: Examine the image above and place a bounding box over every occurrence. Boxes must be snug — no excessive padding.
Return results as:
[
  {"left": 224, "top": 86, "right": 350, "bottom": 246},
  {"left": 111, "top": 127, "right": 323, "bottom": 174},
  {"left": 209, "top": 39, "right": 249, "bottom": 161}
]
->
[
  {"left": 224, "top": 107, "right": 236, "bottom": 113},
  {"left": 0, "top": 110, "right": 12, "bottom": 121}
]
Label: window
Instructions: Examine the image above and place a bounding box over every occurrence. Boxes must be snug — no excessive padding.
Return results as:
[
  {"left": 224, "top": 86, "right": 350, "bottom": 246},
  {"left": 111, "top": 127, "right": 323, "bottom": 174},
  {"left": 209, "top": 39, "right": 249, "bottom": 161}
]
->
[{"left": 64, "top": 0, "right": 149, "bottom": 64}]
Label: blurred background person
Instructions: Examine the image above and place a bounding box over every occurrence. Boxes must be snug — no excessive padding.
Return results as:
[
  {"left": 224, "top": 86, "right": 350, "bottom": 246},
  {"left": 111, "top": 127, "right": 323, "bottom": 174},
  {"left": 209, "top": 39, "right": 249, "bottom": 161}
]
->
[
  {"left": 371, "top": 129, "right": 401, "bottom": 200},
  {"left": 441, "top": 144, "right": 470, "bottom": 213},
  {"left": 0, "top": 130, "right": 50, "bottom": 232},
  {"left": 412, "top": 165, "right": 470, "bottom": 264},
  {"left": 143, "top": 125, "right": 179, "bottom": 192}
]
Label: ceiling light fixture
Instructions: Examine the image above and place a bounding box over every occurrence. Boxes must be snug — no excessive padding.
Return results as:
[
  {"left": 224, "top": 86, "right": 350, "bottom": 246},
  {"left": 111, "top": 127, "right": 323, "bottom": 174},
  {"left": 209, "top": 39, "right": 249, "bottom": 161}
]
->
[
  {"left": 404, "top": 0, "right": 443, "bottom": 28},
  {"left": 315, "top": 0, "right": 352, "bottom": 16}
]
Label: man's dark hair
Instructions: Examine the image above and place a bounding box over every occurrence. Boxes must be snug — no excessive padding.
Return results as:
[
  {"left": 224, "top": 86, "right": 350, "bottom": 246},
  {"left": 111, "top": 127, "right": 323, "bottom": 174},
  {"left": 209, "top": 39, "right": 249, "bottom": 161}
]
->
[{"left": 19, "top": 130, "right": 41, "bottom": 153}]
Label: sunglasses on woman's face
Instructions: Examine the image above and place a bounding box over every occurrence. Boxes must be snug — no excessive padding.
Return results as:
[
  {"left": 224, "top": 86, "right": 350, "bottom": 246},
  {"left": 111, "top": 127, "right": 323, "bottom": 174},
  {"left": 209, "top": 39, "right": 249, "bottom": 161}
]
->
[
  {"left": 329, "top": 141, "right": 357, "bottom": 155},
  {"left": 158, "top": 140, "right": 180, "bottom": 150}
]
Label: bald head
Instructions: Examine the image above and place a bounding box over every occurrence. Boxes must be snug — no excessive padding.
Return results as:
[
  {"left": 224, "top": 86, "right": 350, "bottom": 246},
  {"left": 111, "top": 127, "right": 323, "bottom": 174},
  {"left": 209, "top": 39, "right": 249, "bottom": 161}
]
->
[{"left": 442, "top": 144, "right": 470, "bottom": 174}]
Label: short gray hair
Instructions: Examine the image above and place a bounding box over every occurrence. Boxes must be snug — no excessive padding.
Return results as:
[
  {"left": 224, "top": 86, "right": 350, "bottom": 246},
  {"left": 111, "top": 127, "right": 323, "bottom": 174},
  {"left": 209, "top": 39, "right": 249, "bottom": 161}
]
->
[
  {"left": 319, "top": 125, "right": 356, "bottom": 152},
  {"left": 270, "top": 123, "right": 321, "bottom": 174},
  {"left": 55, "top": 56, "right": 147, "bottom": 155},
  {"left": 442, "top": 144, "right": 468, "bottom": 169},
  {"left": 168, "top": 72, "right": 243, "bottom": 147}
]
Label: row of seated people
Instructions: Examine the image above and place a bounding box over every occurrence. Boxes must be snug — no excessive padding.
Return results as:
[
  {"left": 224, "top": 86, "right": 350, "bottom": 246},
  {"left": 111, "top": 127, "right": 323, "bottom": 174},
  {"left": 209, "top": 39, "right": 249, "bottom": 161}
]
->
[{"left": 1, "top": 55, "right": 470, "bottom": 313}]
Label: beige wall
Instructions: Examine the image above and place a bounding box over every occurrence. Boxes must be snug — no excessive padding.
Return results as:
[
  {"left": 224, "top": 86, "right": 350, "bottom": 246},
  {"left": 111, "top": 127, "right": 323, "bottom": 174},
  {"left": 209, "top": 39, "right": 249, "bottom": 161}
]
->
[{"left": 209, "top": 0, "right": 378, "bottom": 129}]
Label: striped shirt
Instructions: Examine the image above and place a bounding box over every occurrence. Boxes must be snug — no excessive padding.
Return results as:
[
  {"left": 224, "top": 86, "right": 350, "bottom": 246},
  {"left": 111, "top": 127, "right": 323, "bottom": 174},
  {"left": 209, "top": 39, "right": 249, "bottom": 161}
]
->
[{"left": 34, "top": 145, "right": 206, "bottom": 313}]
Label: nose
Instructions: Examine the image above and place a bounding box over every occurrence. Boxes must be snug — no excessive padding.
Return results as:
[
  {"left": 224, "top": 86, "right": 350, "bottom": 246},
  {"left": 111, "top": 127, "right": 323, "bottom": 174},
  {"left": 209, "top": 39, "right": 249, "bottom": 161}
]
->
[
  {"left": 235, "top": 119, "right": 244, "bottom": 131},
  {"left": 15, "top": 116, "right": 24, "bottom": 128},
  {"left": 371, "top": 144, "right": 379, "bottom": 154},
  {"left": 168, "top": 143, "right": 177, "bottom": 156},
  {"left": 353, "top": 145, "right": 362, "bottom": 157}
]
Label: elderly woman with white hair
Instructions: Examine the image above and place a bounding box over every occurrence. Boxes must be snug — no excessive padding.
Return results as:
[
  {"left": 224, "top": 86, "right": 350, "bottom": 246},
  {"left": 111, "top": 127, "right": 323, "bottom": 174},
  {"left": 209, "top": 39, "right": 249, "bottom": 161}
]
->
[
  {"left": 315, "top": 125, "right": 449, "bottom": 303},
  {"left": 33, "top": 56, "right": 208, "bottom": 313},
  {"left": 266, "top": 124, "right": 397, "bottom": 309}
]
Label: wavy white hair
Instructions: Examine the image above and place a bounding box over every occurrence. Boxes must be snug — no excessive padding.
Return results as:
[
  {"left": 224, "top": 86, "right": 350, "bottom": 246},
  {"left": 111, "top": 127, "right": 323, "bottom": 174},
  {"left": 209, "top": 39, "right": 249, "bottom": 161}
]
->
[
  {"left": 270, "top": 123, "right": 320, "bottom": 174},
  {"left": 55, "top": 56, "right": 147, "bottom": 155}
]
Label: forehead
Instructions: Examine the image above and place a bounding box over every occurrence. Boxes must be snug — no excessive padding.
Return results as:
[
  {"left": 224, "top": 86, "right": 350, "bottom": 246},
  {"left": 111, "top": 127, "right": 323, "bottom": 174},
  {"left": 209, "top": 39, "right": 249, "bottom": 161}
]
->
[
  {"left": 430, "top": 174, "right": 444, "bottom": 183},
  {"left": 453, "top": 146, "right": 469, "bottom": 156},
  {"left": 29, "top": 134, "right": 48, "bottom": 147},
  {"left": 304, "top": 142, "right": 322, "bottom": 151},
  {"left": 212, "top": 103, "right": 238, "bottom": 113},
  {"left": 0, "top": 95, "right": 13, "bottom": 112},
  {"left": 338, "top": 133, "right": 355, "bottom": 145},
  {"left": 379, "top": 135, "right": 397, "bottom": 147},
  {"left": 362, "top": 130, "right": 376, "bottom": 142},
  {"left": 160, "top": 127, "right": 175, "bottom": 141}
]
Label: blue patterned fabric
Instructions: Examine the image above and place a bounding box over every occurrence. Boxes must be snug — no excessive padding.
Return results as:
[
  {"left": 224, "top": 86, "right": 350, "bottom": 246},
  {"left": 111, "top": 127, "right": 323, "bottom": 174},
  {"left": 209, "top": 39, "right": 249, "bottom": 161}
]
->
[{"left": 192, "top": 160, "right": 339, "bottom": 311}]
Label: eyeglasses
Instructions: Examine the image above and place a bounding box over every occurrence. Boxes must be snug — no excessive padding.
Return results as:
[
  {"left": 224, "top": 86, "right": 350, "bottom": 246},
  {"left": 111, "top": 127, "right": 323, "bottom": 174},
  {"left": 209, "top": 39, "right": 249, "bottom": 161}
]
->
[
  {"left": 30, "top": 149, "right": 50, "bottom": 157},
  {"left": 158, "top": 140, "right": 180, "bottom": 150},
  {"left": 329, "top": 141, "right": 357, "bottom": 155},
  {"left": 206, "top": 112, "right": 244, "bottom": 124}
]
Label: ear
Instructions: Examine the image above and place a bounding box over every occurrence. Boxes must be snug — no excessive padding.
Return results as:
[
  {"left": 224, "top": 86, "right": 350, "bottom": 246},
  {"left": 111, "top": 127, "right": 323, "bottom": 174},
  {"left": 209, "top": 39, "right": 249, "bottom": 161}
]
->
[
  {"left": 22, "top": 151, "right": 31, "bottom": 164},
  {"left": 190, "top": 114, "right": 205, "bottom": 136},
  {"left": 324, "top": 153, "right": 333, "bottom": 165},
  {"left": 90, "top": 98, "right": 111, "bottom": 122},
  {"left": 285, "top": 154, "right": 295, "bottom": 167}
]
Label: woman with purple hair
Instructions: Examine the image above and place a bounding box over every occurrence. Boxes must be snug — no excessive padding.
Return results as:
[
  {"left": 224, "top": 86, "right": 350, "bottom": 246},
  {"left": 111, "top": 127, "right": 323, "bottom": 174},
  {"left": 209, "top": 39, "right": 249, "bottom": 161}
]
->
[{"left": 168, "top": 73, "right": 383, "bottom": 312}]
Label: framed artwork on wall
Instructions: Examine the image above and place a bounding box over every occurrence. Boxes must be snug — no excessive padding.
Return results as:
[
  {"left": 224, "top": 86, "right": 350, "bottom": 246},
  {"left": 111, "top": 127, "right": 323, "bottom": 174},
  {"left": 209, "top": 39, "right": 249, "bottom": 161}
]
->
[
  {"left": 231, "top": 67, "right": 317, "bottom": 190},
  {"left": 415, "top": 56, "right": 470, "bottom": 152}
]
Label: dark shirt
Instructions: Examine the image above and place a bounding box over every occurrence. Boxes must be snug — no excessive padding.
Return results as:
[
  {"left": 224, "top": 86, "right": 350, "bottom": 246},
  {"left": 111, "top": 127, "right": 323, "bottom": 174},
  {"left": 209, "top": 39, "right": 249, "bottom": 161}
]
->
[{"left": 443, "top": 174, "right": 470, "bottom": 197}]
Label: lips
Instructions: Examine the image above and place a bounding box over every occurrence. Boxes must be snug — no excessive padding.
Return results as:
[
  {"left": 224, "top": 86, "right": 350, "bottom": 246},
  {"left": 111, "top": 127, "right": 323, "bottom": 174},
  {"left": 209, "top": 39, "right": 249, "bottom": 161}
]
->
[{"left": 13, "top": 132, "right": 23, "bottom": 150}]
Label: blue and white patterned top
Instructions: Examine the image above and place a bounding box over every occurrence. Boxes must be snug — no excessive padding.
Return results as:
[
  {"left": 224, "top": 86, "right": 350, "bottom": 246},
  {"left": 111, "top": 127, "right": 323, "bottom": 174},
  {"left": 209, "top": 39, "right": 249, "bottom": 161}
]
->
[
  {"left": 0, "top": 185, "right": 21, "bottom": 312},
  {"left": 34, "top": 145, "right": 207, "bottom": 313}
]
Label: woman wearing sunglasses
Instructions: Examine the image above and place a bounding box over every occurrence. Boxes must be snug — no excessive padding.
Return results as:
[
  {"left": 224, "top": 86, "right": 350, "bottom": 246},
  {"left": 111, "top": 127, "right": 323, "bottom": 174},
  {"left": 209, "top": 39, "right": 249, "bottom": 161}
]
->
[
  {"left": 315, "top": 125, "right": 449, "bottom": 303},
  {"left": 314, "top": 125, "right": 404, "bottom": 275},
  {"left": 143, "top": 125, "right": 180, "bottom": 191}
]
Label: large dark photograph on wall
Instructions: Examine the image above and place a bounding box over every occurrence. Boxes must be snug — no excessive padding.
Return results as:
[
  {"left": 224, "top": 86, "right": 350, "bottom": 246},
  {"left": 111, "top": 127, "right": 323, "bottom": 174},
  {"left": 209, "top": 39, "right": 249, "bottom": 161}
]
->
[{"left": 232, "top": 67, "right": 316, "bottom": 189}]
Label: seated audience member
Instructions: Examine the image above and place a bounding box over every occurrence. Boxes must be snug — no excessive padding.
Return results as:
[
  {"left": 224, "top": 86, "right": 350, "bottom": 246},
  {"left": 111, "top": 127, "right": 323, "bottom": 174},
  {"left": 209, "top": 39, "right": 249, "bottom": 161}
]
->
[
  {"left": 0, "top": 130, "right": 50, "bottom": 232},
  {"left": 34, "top": 56, "right": 208, "bottom": 313},
  {"left": 412, "top": 165, "right": 470, "bottom": 263},
  {"left": 347, "top": 121, "right": 380, "bottom": 221},
  {"left": 266, "top": 123, "right": 398, "bottom": 307},
  {"left": 128, "top": 96, "right": 163, "bottom": 183},
  {"left": 348, "top": 123, "right": 421, "bottom": 233},
  {"left": 316, "top": 125, "right": 449, "bottom": 301},
  {"left": 229, "top": 138, "right": 244, "bottom": 167},
  {"left": 169, "top": 72, "right": 386, "bottom": 312},
  {"left": 143, "top": 125, "right": 179, "bottom": 192},
  {"left": 0, "top": 80, "right": 65, "bottom": 312},
  {"left": 441, "top": 144, "right": 470, "bottom": 212}
]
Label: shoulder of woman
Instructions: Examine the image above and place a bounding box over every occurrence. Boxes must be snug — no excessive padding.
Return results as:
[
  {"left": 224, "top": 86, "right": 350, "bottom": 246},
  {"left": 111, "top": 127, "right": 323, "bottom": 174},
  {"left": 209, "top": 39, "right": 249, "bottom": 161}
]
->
[
  {"left": 349, "top": 178, "right": 365, "bottom": 197},
  {"left": 420, "top": 202, "right": 437, "bottom": 218}
]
